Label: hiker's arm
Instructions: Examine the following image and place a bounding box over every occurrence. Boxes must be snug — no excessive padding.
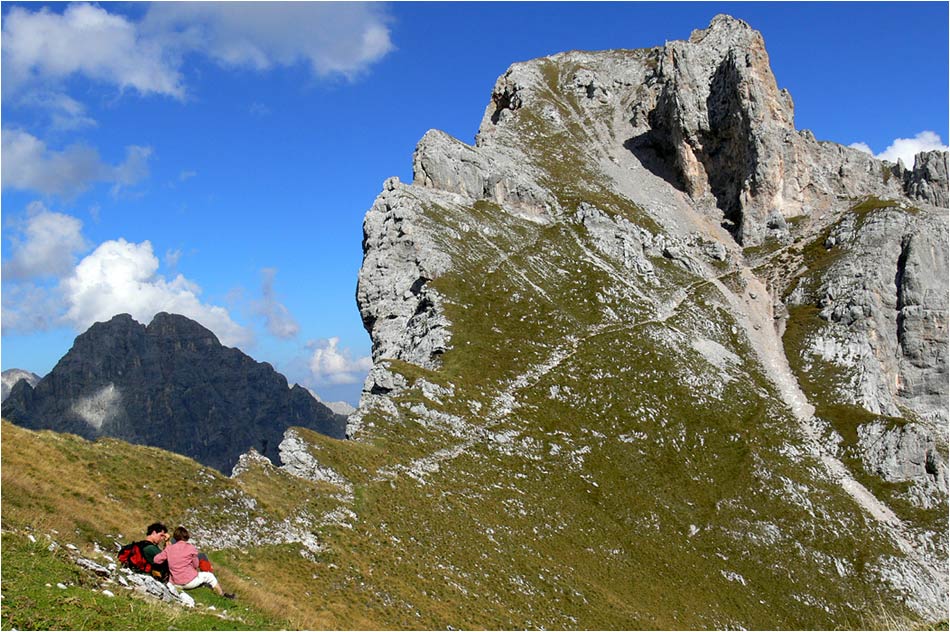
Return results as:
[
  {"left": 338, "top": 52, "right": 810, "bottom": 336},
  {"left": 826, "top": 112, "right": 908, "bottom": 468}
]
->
[{"left": 154, "top": 549, "right": 167, "bottom": 563}]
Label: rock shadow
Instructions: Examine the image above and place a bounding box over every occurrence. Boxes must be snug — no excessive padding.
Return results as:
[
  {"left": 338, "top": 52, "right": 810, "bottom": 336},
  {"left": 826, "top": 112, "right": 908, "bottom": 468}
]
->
[{"left": 624, "top": 130, "right": 686, "bottom": 193}]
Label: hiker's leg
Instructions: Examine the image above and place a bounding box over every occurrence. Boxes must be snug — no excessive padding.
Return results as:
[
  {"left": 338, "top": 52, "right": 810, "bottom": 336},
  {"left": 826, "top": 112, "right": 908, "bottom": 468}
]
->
[
  {"left": 196, "top": 571, "right": 223, "bottom": 595},
  {"left": 179, "top": 575, "right": 206, "bottom": 590}
]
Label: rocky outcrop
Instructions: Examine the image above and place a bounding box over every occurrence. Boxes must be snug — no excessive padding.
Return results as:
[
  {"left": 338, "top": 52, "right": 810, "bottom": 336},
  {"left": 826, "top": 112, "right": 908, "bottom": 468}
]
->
[
  {"left": 278, "top": 427, "right": 351, "bottom": 491},
  {"left": 413, "top": 130, "right": 555, "bottom": 219},
  {"left": 356, "top": 177, "right": 454, "bottom": 369},
  {"left": 788, "top": 204, "right": 948, "bottom": 427},
  {"left": 903, "top": 150, "right": 949, "bottom": 208},
  {"left": 229, "top": 447, "right": 274, "bottom": 477},
  {"left": 647, "top": 15, "right": 797, "bottom": 244},
  {"left": 857, "top": 420, "right": 947, "bottom": 509},
  {"left": 785, "top": 201, "right": 948, "bottom": 515},
  {"left": 639, "top": 15, "right": 929, "bottom": 246},
  {"left": 1, "top": 313, "right": 346, "bottom": 473}
]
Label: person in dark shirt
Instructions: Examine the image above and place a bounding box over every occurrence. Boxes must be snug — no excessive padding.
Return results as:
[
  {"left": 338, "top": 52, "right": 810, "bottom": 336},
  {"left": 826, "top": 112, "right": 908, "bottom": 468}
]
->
[{"left": 142, "top": 522, "right": 170, "bottom": 566}]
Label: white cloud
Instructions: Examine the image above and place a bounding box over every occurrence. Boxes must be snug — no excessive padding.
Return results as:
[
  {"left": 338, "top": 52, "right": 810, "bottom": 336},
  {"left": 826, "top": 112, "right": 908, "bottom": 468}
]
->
[
  {"left": 1, "top": 207, "right": 248, "bottom": 346},
  {"left": 1, "top": 128, "right": 152, "bottom": 196},
  {"left": 1, "top": 3, "right": 184, "bottom": 98},
  {"left": 59, "top": 238, "right": 252, "bottom": 348},
  {"left": 111, "top": 145, "right": 153, "bottom": 187},
  {"left": 2, "top": 3, "right": 393, "bottom": 103},
  {"left": 877, "top": 131, "right": 948, "bottom": 167},
  {"left": 3, "top": 201, "right": 91, "bottom": 280},
  {"left": 252, "top": 268, "right": 300, "bottom": 339},
  {"left": 308, "top": 337, "right": 373, "bottom": 385},
  {"left": 143, "top": 2, "right": 394, "bottom": 79},
  {"left": 22, "top": 91, "right": 98, "bottom": 131},
  {"left": 850, "top": 131, "right": 949, "bottom": 167}
]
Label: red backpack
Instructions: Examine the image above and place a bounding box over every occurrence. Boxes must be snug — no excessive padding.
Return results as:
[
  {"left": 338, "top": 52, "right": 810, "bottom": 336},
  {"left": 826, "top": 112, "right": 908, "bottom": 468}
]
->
[
  {"left": 198, "top": 553, "right": 214, "bottom": 573},
  {"left": 117, "top": 541, "right": 169, "bottom": 581}
]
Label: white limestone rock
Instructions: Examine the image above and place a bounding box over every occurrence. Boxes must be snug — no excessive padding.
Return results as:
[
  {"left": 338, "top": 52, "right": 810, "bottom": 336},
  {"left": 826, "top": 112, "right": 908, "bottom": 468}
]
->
[
  {"left": 356, "top": 179, "right": 453, "bottom": 369},
  {"left": 278, "top": 428, "right": 351, "bottom": 491},
  {"left": 857, "top": 420, "right": 947, "bottom": 508},
  {"left": 230, "top": 448, "right": 274, "bottom": 478}
]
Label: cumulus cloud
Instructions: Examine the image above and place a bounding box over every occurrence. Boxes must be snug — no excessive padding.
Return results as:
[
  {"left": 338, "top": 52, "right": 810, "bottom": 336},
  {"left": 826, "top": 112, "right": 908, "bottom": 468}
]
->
[
  {"left": 252, "top": 268, "right": 300, "bottom": 339},
  {"left": 2, "top": 201, "right": 91, "bottom": 280},
  {"left": 1, "top": 205, "right": 249, "bottom": 346},
  {"left": 2, "top": 2, "right": 393, "bottom": 101},
  {"left": 59, "top": 238, "right": 252, "bottom": 347},
  {"left": 308, "top": 337, "right": 373, "bottom": 385},
  {"left": 1, "top": 3, "right": 184, "bottom": 98},
  {"left": 850, "top": 131, "right": 949, "bottom": 167},
  {"left": 1, "top": 128, "right": 152, "bottom": 196},
  {"left": 142, "top": 2, "right": 394, "bottom": 79}
]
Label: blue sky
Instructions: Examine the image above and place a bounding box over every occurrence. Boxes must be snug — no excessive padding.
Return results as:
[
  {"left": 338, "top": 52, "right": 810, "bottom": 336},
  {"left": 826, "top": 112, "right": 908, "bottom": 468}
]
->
[{"left": 2, "top": 2, "right": 948, "bottom": 405}]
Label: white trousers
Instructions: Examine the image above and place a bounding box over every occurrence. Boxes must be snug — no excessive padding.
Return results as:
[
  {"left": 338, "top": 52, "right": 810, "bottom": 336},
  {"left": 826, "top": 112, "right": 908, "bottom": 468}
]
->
[{"left": 178, "top": 571, "right": 218, "bottom": 590}]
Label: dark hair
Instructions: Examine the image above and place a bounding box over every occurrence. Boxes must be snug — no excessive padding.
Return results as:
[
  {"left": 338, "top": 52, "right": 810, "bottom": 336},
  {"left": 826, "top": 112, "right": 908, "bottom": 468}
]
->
[
  {"left": 173, "top": 526, "right": 190, "bottom": 541},
  {"left": 146, "top": 522, "right": 168, "bottom": 536}
]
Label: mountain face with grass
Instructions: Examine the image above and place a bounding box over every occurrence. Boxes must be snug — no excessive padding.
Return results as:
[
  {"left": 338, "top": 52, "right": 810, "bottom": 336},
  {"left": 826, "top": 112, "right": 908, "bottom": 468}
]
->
[
  {"left": 347, "top": 14, "right": 948, "bottom": 625},
  {"left": 1, "top": 312, "right": 346, "bottom": 474}
]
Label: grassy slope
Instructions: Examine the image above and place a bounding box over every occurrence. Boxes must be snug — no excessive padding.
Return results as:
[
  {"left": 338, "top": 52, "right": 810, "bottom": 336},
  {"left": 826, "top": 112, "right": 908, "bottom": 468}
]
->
[
  {"left": 0, "top": 422, "right": 292, "bottom": 629},
  {"left": 1, "top": 531, "right": 271, "bottom": 631}
]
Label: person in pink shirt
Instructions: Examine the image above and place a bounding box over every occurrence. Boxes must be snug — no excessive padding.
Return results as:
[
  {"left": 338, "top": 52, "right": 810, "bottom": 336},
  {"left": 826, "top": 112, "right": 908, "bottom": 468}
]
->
[{"left": 154, "top": 526, "right": 235, "bottom": 599}]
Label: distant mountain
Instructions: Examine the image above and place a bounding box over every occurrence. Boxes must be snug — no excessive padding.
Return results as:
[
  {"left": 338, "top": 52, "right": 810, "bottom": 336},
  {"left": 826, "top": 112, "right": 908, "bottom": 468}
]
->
[
  {"left": 1, "top": 369, "right": 41, "bottom": 402},
  {"left": 306, "top": 388, "right": 357, "bottom": 416},
  {"left": 1, "top": 313, "right": 346, "bottom": 473}
]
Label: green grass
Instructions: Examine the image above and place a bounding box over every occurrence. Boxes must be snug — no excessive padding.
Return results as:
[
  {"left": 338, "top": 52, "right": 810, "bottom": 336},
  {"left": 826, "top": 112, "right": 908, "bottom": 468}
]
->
[{"left": 1, "top": 532, "right": 280, "bottom": 631}]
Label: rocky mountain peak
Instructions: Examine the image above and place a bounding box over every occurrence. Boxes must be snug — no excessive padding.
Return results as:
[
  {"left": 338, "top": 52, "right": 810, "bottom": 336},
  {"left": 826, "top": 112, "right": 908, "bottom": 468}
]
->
[
  {"left": 415, "top": 15, "right": 946, "bottom": 248},
  {"left": 145, "top": 311, "right": 221, "bottom": 347},
  {"left": 353, "top": 14, "right": 948, "bottom": 623},
  {"left": 2, "top": 312, "right": 346, "bottom": 473}
]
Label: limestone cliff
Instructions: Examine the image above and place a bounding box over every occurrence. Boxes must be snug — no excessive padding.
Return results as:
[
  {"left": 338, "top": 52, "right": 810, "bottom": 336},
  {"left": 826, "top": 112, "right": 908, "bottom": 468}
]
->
[{"left": 349, "top": 15, "right": 947, "bottom": 626}]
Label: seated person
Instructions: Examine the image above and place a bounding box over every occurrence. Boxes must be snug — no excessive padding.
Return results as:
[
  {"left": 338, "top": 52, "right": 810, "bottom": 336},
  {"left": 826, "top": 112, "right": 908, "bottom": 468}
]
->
[
  {"left": 154, "top": 526, "right": 234, "bottom": 599},
  {"left": 142, "top": 522, "right": 170, "bottom": 567}
]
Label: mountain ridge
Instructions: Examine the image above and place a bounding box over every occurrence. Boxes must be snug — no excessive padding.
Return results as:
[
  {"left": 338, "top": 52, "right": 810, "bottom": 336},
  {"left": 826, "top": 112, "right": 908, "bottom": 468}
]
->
[{"left": 2, "top": 312, "right": 346, "bottom": 473}]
